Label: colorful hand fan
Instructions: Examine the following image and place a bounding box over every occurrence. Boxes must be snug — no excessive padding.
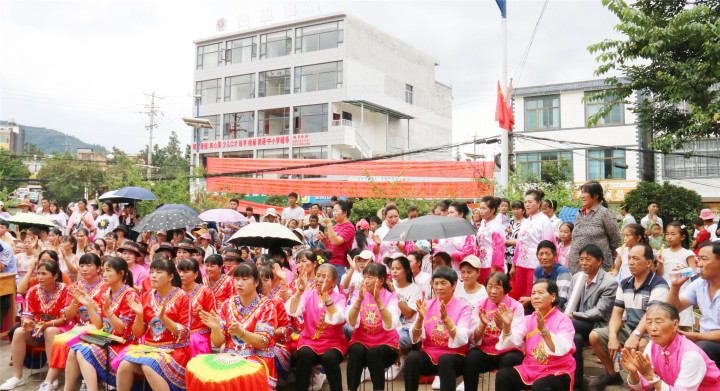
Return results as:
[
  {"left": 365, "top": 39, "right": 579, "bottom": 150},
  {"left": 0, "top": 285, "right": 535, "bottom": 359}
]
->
[{"left": 186, "top": 353, "right": 270, "bottom": 391}]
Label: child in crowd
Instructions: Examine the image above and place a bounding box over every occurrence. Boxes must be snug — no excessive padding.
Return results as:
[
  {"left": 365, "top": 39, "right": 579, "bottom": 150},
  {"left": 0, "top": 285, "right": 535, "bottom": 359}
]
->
[
  {"left": 611, "top": 224, "right": 648, "bottom": 281},
  {"left": 556, "top": 222, "right": 573, "bottom": 269},
  {"left": 648, "top": 223, "right": 665, "bottom": 250},
  {"left": 656, "top": 221, "right": 696, "bottom": 331}
]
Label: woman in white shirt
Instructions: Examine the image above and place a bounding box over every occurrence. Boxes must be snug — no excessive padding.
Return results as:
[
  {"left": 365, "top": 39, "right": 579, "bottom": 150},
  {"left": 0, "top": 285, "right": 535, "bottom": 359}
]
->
[
  {"left": 387, "top": 255, "right": 424, "bottom": 380},
  {"left": 93, "top": 201, "right": 119, "bottom": 239}
]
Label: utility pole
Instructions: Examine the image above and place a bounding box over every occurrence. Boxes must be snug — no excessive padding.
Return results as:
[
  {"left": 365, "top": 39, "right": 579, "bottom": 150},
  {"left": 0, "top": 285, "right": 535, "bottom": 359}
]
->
[
  {"left": 143, "top": 91, "right": 164, "bottom": 178},
  {"left": 62, "top": 141, "right": 71, "bottom": 155}
]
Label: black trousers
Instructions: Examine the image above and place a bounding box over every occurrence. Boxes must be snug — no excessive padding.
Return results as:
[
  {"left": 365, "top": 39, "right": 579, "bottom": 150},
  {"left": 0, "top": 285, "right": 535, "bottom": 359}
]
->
[
  {"left": 295, "top": 346, "right": 344, "bottom": 391},
  {"left": 463, "top": 347, "right": 524, "bottom": 391},
  {"left": 571, "top": 318, "right": 595, "bottom": 388},
  {"left": 697, "top": 340, "right": 720, "bottom": 370},
  {"left": 495, "top": 367, "right": 571, "bottom": 391},
  {"left": 403, "top": 350, "right": 464, "bottom": 391},
  {"left": 346, "top": 343, "right": 398, "bottom": 391}
]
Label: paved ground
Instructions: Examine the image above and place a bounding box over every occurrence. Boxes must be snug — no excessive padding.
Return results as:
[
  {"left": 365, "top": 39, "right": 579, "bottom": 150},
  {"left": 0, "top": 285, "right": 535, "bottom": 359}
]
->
[{"left": 0, "top": 338, "right": 630, "bottom": 390}]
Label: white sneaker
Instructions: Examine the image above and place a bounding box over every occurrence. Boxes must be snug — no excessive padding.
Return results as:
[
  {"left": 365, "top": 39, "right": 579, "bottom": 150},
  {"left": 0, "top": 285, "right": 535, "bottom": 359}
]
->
[
  {"left": 79, "top": 380, "right": 88, "bottom": 391},
  {"left": 385, "top": 361, "right": 403, "bottom": 381},
  {"left": 53, "top": 379, "right": 59, "bottom": 390},
  {"left": 456, "top": 381, "right": 465, "bottom": 391},
  {"left": 37, "top": 382, "right": 54, "bottom": 391},
  {"left": 432, "top": 375, "right": 441, "bottom": 390},
  {"left": 361, "top": 367, "right": 371, "bottom": 383},
  {"left": 310, "top": 372, "right": 326, "bottom": 390},
  {"left": 0, "top": 377, "right": 25, "bottom": 391}
]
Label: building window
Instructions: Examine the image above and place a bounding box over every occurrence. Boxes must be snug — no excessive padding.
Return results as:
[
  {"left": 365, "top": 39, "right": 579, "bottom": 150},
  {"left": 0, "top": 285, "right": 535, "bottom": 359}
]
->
[
  {"left": 293, "top": 146, "right": 327, "bottom": 159},
  {"left": 525, "top": 95, "right": 560, "bottom": 130},
  {"left": 196, "top": 79, "right": 221, "bottom": 104},
  {"left": 257, "top": 148, "right": 289, "bottom": 159},
  {"left": 664, "top": 138, "right": 720, "bottom": 178},
  {"left": 585, "top": 91, "right": 624, "bottom": 126},
  {"left": 0, "top": 135, "right": 8, "bottom": 144},
  {"left": 226, "top": 37, "right": 257, "bottom": 64},
  {"left": 225, "top": 151, "right": 254, "bottom": 158},
  {"left": 224, "top": 74, "right": 255, "bottom": 101},
  {"left": 260, "top": 30, "right": 291, "bottom": 59},
  {"left": 197, "top": 43, "right": 222, "bottom": 70},
  {"left": 294, "top": 62, "right": 342, "bottom": 93},
  {"left": 405, "top": 84, "right": 413, "bottom": 104},
  {"left": 199, "top": 115, "right": 220, "bottom": 141},
  {"left": 258, "top": 68, "right": 291, "bottom": 97},
  {"left": 295, "top": 21, "right": 344, "bottom": 53},
  {"left": 258, "top": 108, "right": 290, "bottom": 136},
  {"left": 516, "top": 151, "right": 573, "bottom": 180},
  {"left": 223, "top": 112, "right": 255, "bottom": 140},
  {"left": 588, "top": 149, "right": 626, "bottom": 180},
  {"left": 294, "top": 104, "right": 328, "bottom": 134}
]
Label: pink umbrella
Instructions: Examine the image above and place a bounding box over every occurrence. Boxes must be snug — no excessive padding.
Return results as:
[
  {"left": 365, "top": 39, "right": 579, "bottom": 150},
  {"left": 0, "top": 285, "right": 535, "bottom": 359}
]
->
[{"left": 198, "top": 208, "right": 248, "bottom": 224}]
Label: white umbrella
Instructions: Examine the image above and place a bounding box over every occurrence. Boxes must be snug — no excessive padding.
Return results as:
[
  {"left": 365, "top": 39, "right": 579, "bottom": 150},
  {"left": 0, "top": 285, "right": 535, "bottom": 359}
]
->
[{"left": 228, "top": 222, "right": 302, "bottom": 248}]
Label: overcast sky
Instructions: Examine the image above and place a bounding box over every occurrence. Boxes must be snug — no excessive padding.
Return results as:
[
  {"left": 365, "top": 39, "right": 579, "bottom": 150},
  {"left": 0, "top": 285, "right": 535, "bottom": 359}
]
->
[{"left": 0, "top": 0, "right": 622, "bottom": 157}]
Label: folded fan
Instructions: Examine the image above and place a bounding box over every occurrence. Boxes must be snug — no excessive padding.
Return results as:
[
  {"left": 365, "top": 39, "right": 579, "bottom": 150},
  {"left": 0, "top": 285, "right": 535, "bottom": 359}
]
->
[{"left": 186, "top": 353, "right": 270, "bottom": 391}]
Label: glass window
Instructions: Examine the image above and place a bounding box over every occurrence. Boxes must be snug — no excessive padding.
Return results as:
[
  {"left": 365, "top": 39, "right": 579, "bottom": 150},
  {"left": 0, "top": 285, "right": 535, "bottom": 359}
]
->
[
  {"left": 196, "top": 79, "right": 221, "bottom": 104},
  {"left": 516, "top": 151, "right": 573, "bottom": 180},
  {"left": 525, "top": 95, "right": 560, "bottom": 130},
  {"left": 585, "top": 91, "right": 624, "bottom": 126},
  {"left": 294, "top": 62, "right": 342, "bottom": 93},
  {"left": 406, "top": 84, "right": 413, "bottom": 104},
  {"left": 295, "top": 21, "right": 344, "bottom": 53},
  {"left": 226, "top": 36, "right": 257, "bottom": 64},
  {"left": 293, "top": 146, "right": 327, "bottom": 159},
  {"left": 0, "top": 135, "right": 8, "bottom": 144},
  {"left": 197, "top": 43, "right": 222, "bottom": 70},
  {"left": 258, "top": 68, "right": 291, "bottom": 97},
  {"left": 257, "top": 148, "right": 289, "bottom": 159},
  {"left": 199, "top": 115, "right": 220, "bottom": 141},
  {"left": 588, "top": 149, "right": 626, "bottom": 180},
  {"left": 260, "top": 30, "right": 291, "bottom": 59},
  {"left": 258, "top": 107, "right": 290, "bottom": 136},
  {"left": 664, "top": 138, "right": 720, "bottom": 178},
  {"left": 294, "top": 104, "right": 328, "bottom": 134},
  {"left": 223, "top": 112, "right": 255, "bottom": 140},
  {"left": 225, "top": 151, "right": 254, "bottom": 158},
  {"left": 224, "top": 74, "right": 255, "bottom": 101}
]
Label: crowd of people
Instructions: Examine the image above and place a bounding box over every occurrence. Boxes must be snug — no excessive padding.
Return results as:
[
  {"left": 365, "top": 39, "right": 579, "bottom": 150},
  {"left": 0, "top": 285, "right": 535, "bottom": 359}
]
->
[{"left": 1, "top": 182, "right": 720, "bottom": 391}]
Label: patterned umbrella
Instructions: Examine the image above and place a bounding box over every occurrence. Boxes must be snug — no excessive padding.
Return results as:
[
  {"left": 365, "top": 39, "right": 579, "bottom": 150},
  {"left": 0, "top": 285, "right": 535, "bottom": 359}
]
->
[
  {"left": 155, "top": 203, "right": 199, "bottom": 215},
  {"left": 228, "top": 222, "right": 301, "bottom": 248},
  {"left": 132, "top": 209, "right": 204, "bottom": 233},
  {"left": 558, "top": 207, "right": 580, "bottom": 223},
  {"left": 198, "top": 209, "right": 247, "bottom": 223}
]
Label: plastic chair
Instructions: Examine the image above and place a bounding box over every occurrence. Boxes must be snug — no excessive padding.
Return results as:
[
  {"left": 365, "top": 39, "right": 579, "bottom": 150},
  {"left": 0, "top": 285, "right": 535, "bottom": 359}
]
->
[{"left": 26, "top": 345, "right": 47, "bottom": 381}]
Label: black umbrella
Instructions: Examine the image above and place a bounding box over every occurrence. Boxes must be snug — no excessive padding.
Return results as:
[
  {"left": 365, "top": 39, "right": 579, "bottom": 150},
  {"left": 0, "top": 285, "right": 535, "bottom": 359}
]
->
[
  {"left": 132, "top": 209, "right": 204, "bottom": 233},
  {"left": 382, "top": 215, "right": 477, "bottom": 242}
]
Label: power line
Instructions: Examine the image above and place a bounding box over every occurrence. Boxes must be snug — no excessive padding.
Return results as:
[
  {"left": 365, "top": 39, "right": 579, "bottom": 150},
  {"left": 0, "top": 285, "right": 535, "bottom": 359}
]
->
[{"left": 512, "top": 0, "right": 550, "bottom": 88}]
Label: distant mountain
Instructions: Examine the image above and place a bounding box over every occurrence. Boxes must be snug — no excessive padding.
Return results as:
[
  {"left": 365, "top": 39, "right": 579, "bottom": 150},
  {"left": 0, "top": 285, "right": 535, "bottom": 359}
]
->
[{"left": 0, "top": 121, "right": 109, "bottom": 155}]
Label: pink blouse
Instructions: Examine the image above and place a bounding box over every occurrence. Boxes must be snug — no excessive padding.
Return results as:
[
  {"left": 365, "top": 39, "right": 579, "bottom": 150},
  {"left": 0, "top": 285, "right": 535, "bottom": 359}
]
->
[
  {"left": 412, "top": 297, "right": 472, "bottom": 364},
  {"left": 285, "top": 289, "right": 348, "bottom": 355},
  {"left": 347, "top": 289, "right": 400, "bottom": 348},
  {"left": 513, "top": 212, "right": 557, "bottom": 269},
  {"left": 435, "top": 236, "right": 478, "bottom": 273},
  {"left": 471, "top": 295, "right": 524, "bottom": 355},
  {"left": 477, "top": 217, "right": 506, "bottom": 270}
]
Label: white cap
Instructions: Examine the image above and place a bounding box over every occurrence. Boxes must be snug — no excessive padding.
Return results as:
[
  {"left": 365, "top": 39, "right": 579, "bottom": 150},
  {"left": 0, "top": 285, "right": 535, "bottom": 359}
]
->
[
  {"left": 460, "top": 255, "right": 481, "bottom": 269},
  {"left": 356, "top": 250, "right": 375, "bottom": 260},
  {"left": 265, "top": 208, "right": 278, "bottom": 217}
]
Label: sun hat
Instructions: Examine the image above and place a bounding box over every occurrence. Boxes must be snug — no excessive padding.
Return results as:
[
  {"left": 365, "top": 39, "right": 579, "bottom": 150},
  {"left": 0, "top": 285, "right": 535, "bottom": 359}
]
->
[
  {"left": 264, "top": 208, "right": 279, "bottom": 217},
  {"left": 356, "top": 220, "right": 370, "bottom": 230},
  {"left": 117, "top": 241, "right": 143, "bottom": 257},
  {"left": 415, "top": 240, "right": 431, "bottom": 254},
  {"left": 699, "top": 209, "right": 717, "bottom": 220}
]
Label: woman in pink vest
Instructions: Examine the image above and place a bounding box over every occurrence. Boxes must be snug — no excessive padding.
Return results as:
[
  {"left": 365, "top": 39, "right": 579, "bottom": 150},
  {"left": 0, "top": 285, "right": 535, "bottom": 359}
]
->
[
  {"left": 621, "top": 302, "right": 720, "bottom": 391},
  {"left": 286, "top": 263, "right": 347, "bottom": 391},
  {"left": 346, "top": 262, "right": 400, "bottom": 391},
  {"left": 495, "top": 279, "right": 575, "bottom": 390},
  {"left": 463, "top": 272, "right": 524, "bottom": 391},
  {"left": 475, "top": 196, "right": 507, "bottom": 284},
  {"left": 404, "top": 266, "right": 472, "bottom": 391}
]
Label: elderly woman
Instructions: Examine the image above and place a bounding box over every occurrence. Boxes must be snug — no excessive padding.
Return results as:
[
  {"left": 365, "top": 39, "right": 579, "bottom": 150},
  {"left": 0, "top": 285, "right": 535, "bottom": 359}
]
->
[
  {"left": 463, "top": 272, "right": 524, "bottom": 391},
  {"left": 495, "top": 279, "right": 576, "bottom": 391},
  {"left": 404, "top": 266, "right": 472, "bottom": 391},
  {"left": 621, "top": 302, "right": 720, "bottom": 390},
  {"left": 568, "top": 181, "right": 621, "bottom": 274}
]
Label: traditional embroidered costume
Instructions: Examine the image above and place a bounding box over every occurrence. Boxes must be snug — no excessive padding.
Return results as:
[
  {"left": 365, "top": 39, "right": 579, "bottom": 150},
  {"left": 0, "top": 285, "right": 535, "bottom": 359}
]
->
[
  {"left": 477, "top": 216, "right": 507, "bottom": 283},
  {"left": 186, "top": 284, "right": 216, "bottom": 357},
  {"left": 203, "top": 274, "right": 234, "bottom": 310}
]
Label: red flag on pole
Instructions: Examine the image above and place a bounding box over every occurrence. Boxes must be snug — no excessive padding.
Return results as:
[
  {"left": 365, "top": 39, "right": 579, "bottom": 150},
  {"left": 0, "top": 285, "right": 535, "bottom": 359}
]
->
[{"left": 495, "top": 81, "right": 514, "bottom": 131}]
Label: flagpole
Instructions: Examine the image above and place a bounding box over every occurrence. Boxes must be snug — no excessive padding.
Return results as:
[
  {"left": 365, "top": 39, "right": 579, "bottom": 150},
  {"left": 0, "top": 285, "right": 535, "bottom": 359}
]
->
[{"left": 499, "top": 10, "right": 509, "bottom": 194}]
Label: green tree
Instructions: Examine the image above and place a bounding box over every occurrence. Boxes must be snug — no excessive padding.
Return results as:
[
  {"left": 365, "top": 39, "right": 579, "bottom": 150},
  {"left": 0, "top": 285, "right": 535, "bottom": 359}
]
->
[
  {"left": 0, "top": 151, "right": 31, "bottom": 193},
  {"left": 623, "top": 181, "right": 705, "bottom": 225},
  {"left": 24, "top": 143, "right": 44, "bottom": 157},
  {"left": 38, "top": 158, "right": 105, "bottom": 205},
  {"left": 588, "top": 0, "right": 720, "bottom": 152},
  {"left": 505, "top": 159, "right": 581, "bottom": 211}
]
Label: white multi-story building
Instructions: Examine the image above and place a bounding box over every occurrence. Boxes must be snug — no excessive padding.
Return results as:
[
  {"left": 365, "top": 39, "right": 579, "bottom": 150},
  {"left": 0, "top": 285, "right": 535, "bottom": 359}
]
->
[
  {"left": 190, "top": 12, "right": 452, "bottom": 177},
  {"left": 511, "top": 79, "right": 720, "bottom": 205},
  {"left": 511, "top": 79, "right": 645, "bottom": 204}
]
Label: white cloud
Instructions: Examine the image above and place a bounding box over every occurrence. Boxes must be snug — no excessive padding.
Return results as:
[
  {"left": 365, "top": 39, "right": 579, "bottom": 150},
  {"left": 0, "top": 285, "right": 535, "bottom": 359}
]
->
[{"left": 0, "top": 0, "right": 623, "bottom": 156}]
